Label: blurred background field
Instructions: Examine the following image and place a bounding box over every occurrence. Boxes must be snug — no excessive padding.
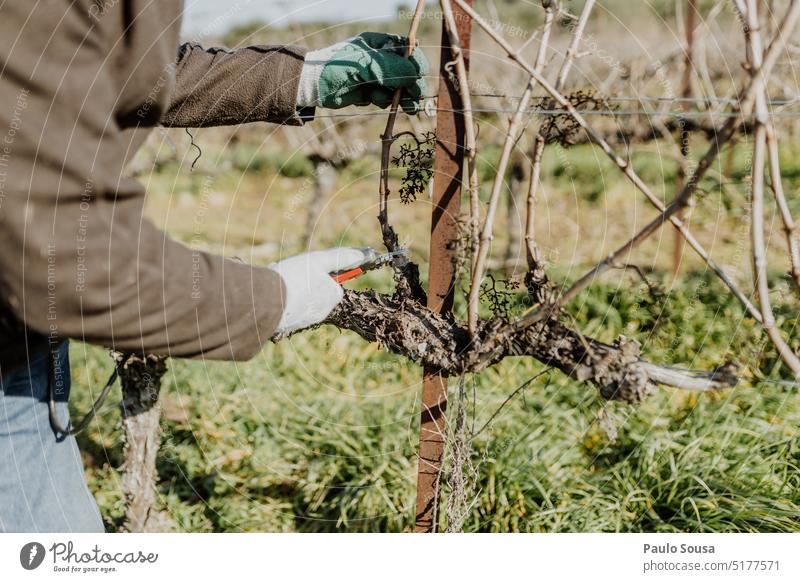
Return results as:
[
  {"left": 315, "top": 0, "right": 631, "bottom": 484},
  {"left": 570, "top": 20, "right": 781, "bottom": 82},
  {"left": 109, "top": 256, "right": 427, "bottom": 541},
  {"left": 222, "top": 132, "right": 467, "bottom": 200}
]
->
[{"left": 71, "top": 0, "right": 800, "bottom": 531}]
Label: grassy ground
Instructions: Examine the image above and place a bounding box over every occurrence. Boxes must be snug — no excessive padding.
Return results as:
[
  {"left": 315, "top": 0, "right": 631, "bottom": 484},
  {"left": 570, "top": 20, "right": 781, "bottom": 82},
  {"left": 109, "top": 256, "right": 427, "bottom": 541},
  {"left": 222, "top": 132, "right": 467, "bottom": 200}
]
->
[
  {"left": 71, "top": 269, "right": 800, "bottom": 532},
  {"left": 68, "top": 121, "right": 800, "bottom": 531}
]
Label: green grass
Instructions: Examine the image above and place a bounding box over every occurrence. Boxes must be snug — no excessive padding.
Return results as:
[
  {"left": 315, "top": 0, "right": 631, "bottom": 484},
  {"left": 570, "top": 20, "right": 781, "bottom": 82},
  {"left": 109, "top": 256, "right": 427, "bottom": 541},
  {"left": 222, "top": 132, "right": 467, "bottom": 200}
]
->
[{"left": 70, "top": 268, "right": 800, "bottom": 532}]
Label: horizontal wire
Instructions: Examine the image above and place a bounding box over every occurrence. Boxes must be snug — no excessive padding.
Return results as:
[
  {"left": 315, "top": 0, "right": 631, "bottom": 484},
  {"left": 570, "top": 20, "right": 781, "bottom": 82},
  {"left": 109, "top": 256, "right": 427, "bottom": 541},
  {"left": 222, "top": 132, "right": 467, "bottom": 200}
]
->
[
  {"left": 305, "top": 93, "right": 800, "bottom": 119},
  {"left": 312, "top": 106, "right": 800, "bottom": 119},
  {"left": 438, "top": 93, "right": 800, "bottom": 106},
  {"left": 437, "top": 107, "right": 800, "bottom": 118}
]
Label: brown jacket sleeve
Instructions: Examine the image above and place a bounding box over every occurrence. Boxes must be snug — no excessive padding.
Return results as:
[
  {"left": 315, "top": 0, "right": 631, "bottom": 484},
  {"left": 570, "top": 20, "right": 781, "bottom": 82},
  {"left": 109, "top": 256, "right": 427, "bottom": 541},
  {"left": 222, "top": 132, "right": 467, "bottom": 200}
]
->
[
  {"left": 0, "top": 0, "right": 293, "bottom": 362},
  {"left": 0, "top": 196, "right": 285, "bottom": 361},
  {"left": 162, "top": 43, "right": 309, "bottom": 127}
]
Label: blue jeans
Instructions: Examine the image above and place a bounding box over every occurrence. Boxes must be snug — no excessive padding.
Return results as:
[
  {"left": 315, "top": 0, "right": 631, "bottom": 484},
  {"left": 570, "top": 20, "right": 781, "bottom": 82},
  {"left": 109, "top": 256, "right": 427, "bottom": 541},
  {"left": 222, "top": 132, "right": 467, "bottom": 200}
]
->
[{"left": 0, "top": 341, "right": 104, "bottom": 532}]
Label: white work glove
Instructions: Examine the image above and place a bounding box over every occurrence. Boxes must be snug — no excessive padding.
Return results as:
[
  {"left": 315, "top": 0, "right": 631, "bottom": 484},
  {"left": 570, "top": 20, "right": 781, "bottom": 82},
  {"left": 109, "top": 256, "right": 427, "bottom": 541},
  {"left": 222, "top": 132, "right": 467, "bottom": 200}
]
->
[{"left": 268, "top": 247, "right": 372, "bottom": 337}]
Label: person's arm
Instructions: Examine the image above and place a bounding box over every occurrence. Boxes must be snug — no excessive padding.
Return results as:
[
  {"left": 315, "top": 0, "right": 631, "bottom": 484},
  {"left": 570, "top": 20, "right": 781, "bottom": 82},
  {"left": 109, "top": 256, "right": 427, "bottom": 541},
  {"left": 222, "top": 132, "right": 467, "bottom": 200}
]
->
[
  {"left": 162, "top": 32, "right": 430, "bottom": 128},
  {"left": 0, "top": 195, "right": 286, "bottom": 360},
  {"left": 161, "top": 43, "right": 309, "bottom": 128},
  {"left": 0, "top": 3, "right": 285, "bottom": 360}
]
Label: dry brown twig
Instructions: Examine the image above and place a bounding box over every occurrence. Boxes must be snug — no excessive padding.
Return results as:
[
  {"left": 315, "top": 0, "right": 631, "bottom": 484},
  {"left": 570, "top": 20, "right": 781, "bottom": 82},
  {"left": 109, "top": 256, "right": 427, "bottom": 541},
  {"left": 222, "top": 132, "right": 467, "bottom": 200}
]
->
[
  {"left": 378, "top": 0, "right": 425, "bottom": 255},
  {"left": 524, "top": 0, "right": 591, "bottom": 295},
  {"left": 755, "top": 5, "right": 800, "bottom": 294},
  {"left": 766, "top": 126, "right": 800, "bottom": 292},
  {"left": 738, "top": 0, "right": 800, "bottom": 375},
  {"left": 374, "top": 0, "right": 427, "bottom": 301}
]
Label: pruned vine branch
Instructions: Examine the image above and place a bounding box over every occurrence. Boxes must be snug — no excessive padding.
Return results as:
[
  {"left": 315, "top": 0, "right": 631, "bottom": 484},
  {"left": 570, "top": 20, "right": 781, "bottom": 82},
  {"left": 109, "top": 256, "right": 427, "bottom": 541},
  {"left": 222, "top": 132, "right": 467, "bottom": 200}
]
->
[
  {"left": 739, "top": 0, "right": 800, "bottom": 375},
  {"left": 378, "top": 0, "right": 427, "bottom": 301},
  {"left": 325, "top": 290, "right": 739, "bottom": 403}
]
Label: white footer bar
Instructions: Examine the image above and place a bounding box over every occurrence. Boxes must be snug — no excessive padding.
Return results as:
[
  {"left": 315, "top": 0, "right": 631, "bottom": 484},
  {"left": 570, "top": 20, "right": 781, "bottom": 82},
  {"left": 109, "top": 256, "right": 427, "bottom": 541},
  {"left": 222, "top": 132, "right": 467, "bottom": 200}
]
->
[{"left": 1, "top": 533, "right": 797, "bottom": 581}]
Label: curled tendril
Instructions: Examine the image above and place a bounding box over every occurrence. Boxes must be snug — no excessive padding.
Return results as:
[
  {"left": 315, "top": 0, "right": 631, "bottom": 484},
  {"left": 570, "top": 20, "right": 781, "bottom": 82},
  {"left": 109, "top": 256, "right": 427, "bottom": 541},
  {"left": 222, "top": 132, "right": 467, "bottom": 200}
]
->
[
  {"left": 480, "top": 274, "right": 522, "bottom": 322},
  {"left": 538, "top": 90, "right": 616, "bottom": 147},
  {"left": 392, "top": 130, "right": 436, "bottom": 204}
]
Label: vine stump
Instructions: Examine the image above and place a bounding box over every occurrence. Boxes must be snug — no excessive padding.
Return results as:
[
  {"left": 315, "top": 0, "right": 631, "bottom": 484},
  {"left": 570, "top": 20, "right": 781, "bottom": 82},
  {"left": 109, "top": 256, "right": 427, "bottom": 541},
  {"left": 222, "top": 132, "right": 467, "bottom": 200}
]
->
[{"left": 116, "top": 352, "right": 173, "bottom": 532}]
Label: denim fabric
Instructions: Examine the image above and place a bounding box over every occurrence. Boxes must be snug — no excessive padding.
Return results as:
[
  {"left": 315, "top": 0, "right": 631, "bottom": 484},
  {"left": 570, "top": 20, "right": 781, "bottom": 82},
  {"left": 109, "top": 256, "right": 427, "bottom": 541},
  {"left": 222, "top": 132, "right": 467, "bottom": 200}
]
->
[{"left": 0, "top": 341, "right": 104, "bottom": 532}]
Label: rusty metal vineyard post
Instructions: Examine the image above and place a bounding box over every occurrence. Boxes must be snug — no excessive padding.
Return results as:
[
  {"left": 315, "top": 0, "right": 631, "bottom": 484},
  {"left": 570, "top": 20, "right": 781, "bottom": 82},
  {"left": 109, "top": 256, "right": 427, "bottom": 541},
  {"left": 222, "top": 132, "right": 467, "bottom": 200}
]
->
[{"left": 414, "top": 0, "right": 473, "bottom": 533}]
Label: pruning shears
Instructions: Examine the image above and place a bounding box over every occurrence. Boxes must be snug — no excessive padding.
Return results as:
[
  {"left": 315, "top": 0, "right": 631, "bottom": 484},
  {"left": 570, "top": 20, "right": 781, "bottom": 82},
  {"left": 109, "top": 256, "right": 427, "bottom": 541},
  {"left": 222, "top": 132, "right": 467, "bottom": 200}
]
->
[{"left": 330, "top": 248, "right": 407, "bottom": 283}]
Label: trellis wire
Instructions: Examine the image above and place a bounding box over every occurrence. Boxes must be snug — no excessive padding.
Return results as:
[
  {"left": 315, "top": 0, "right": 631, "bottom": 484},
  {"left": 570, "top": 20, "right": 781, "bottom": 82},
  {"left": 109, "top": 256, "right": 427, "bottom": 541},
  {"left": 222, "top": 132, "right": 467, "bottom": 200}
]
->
[{"left": 309, "top": 104, "right": 800, "bottom": 119}]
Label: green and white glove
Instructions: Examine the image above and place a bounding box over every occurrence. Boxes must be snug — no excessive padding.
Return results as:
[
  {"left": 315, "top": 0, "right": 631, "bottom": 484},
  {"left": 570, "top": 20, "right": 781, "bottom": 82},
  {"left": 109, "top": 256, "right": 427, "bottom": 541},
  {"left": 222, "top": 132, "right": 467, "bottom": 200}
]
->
[{"left": 296, "top": 32, "right": 428, "bottom": 114}]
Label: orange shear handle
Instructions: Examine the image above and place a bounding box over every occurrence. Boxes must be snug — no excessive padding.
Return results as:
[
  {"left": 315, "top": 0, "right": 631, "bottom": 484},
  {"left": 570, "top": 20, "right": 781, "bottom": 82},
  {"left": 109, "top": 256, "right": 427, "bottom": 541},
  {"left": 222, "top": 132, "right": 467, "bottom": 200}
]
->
[{"left": 331, "top": 267, "right": 364, "bottom": 284}]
